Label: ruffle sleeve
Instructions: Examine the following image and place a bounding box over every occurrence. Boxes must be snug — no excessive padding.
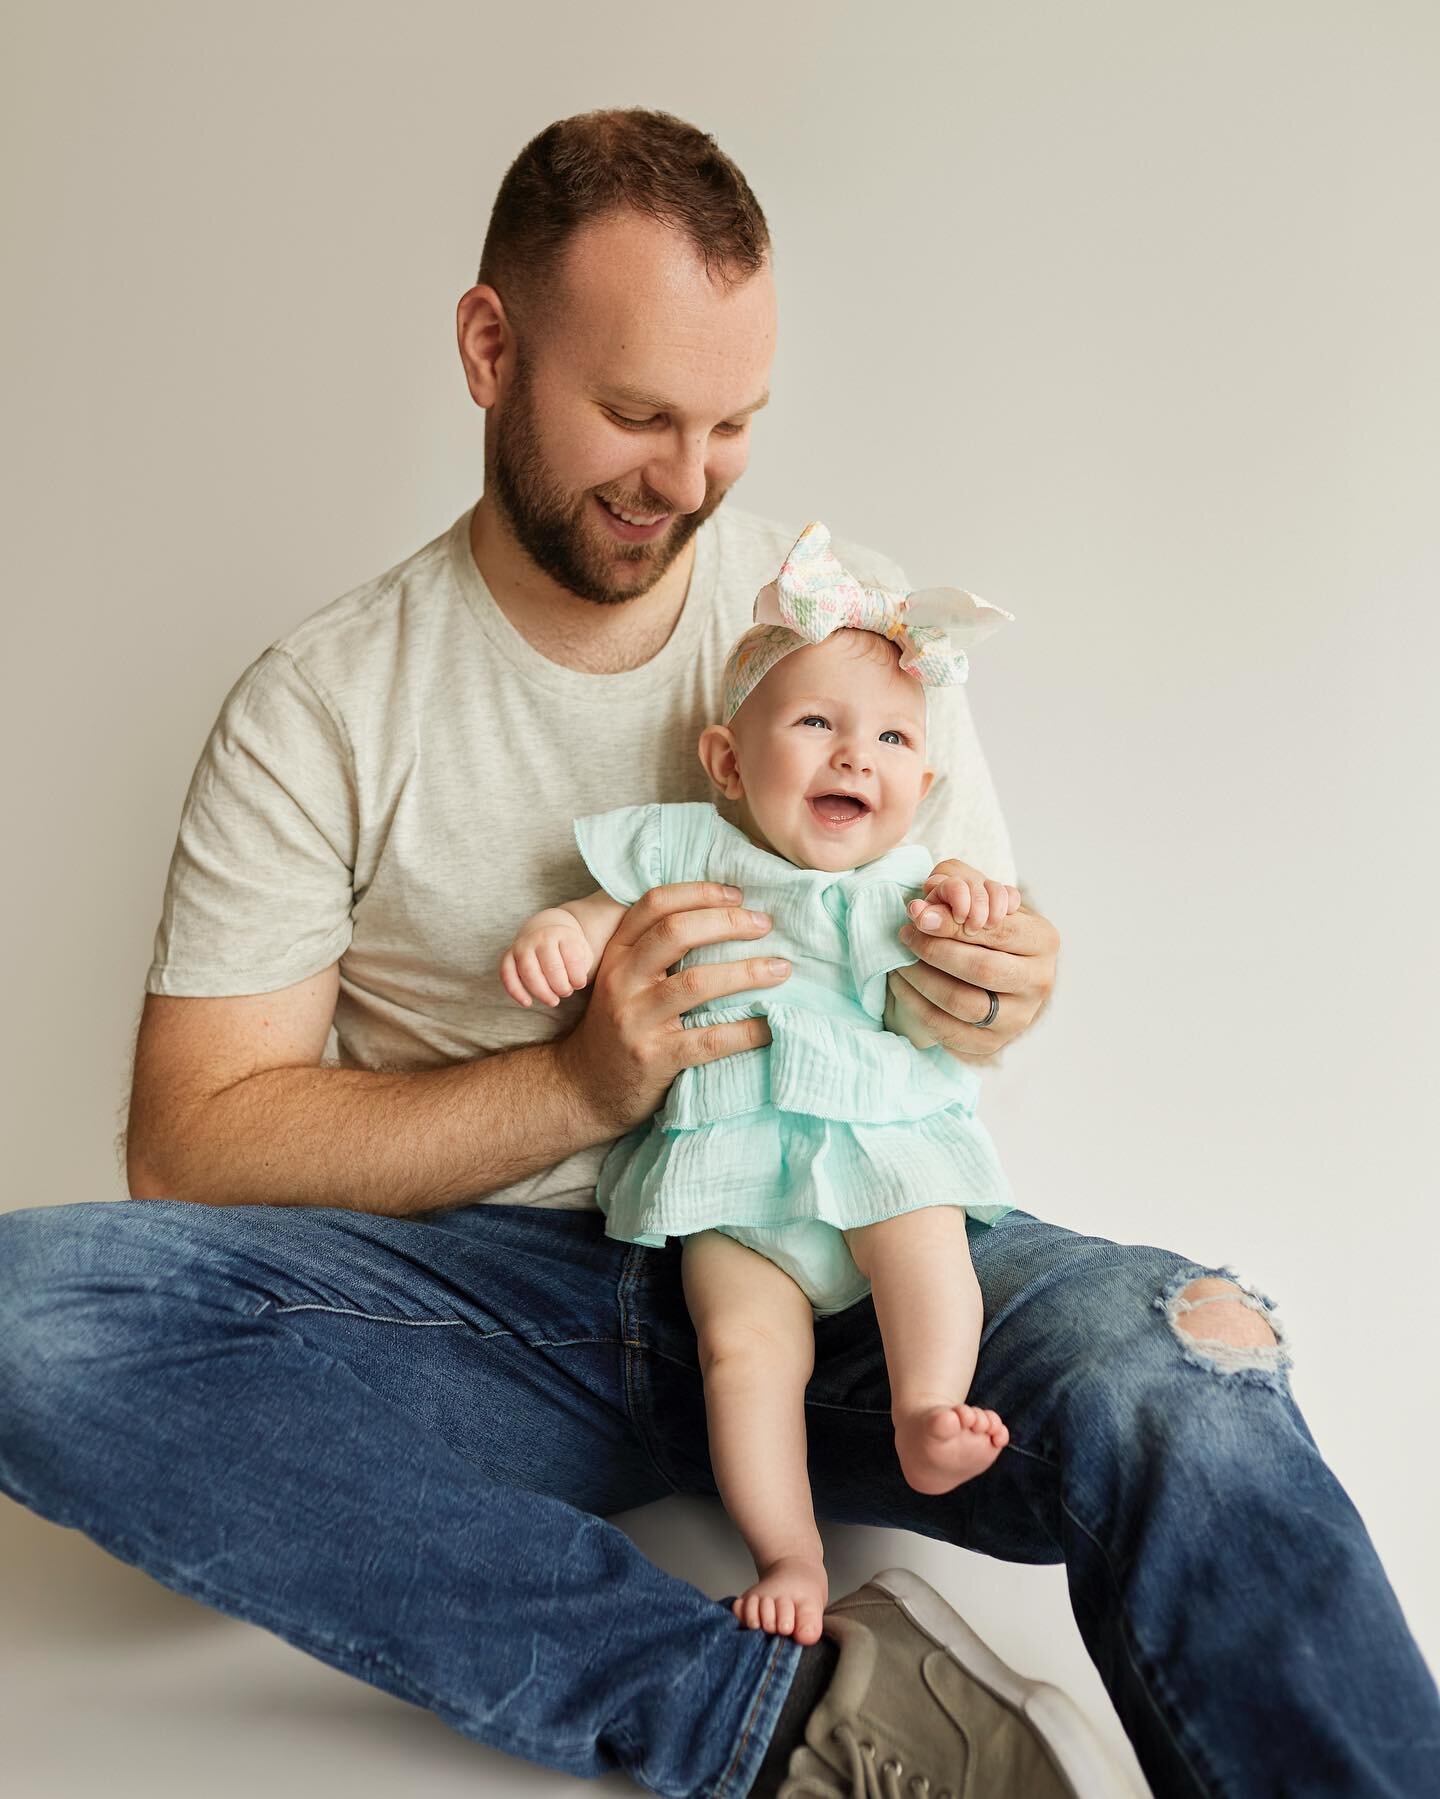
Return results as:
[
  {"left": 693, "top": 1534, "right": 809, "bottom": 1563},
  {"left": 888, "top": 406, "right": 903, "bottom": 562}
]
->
[{"left": 573, "top": 801, "right": 719, "bottom": 905}]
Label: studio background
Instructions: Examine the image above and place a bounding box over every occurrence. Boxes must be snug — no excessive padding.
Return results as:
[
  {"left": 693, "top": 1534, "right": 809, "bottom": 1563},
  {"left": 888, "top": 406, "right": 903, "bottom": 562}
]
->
[{"left": 3, "top": 2, "right": 1436, "bottom": 1794}]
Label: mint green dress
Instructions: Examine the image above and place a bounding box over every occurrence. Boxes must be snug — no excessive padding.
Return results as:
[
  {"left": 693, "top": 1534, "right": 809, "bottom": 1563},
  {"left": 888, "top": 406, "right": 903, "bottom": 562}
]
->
[{"left": 573, "top": 801, "right": 1015, "bottom": 1316}]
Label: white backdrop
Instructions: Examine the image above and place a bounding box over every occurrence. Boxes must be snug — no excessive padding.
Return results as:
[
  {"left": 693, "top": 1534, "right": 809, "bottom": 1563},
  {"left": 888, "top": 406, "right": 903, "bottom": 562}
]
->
[{"left": 4, "top": 2, "right": 1436, "bottom": 1793}]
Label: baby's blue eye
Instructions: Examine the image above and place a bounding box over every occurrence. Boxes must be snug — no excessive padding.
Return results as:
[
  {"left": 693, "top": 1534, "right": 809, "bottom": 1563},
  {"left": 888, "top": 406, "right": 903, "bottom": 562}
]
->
[
  {"left": 880, "top": 730, "right": 904, "bottom": 745},
  {"left": 799, "top": 715, "right": 829, "bottom": 728}
]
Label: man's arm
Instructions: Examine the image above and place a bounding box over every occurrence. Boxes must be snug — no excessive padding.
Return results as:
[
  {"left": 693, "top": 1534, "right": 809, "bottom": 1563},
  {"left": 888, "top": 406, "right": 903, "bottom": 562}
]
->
[{"left": 124, "top": 962, "right": 615, "bottom": 1215}]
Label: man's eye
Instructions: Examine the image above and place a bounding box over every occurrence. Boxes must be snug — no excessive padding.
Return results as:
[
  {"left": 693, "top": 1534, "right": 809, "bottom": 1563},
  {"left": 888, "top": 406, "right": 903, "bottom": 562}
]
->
[{"left": 605, "top": 410, "right": 746, "bottom": 435}]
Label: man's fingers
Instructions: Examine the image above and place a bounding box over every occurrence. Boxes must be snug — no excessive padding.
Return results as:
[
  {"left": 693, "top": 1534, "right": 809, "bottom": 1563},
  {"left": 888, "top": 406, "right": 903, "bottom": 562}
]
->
[
  {"left": 609, "top": 882, "right": 746, "bottom": 948},
  {"left": 672, "top": 1013, "right": 773, "bottom": 1068},
  {"left": 891, "top": 956, "right": 1007, "bottom": 1028},
  {"left": 898, "top": 924, "right": 1027, "bottom": 994},
  {"left": 887, "top": 968, "right": 1005, "bottom": 1059},
  {"left": 908, "top": 893, "right": 960, "bottom": 932},
  {"left": 905, "top": 901, "right": 1054, "bottom": 958},
  {"left": 628, "top": 901, "right": 776, "bottom": 985}
]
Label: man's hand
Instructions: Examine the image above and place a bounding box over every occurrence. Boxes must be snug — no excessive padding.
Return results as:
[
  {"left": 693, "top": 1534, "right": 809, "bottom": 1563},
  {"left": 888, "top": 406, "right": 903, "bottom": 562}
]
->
[
  {"left": 555, "top": 882, "right": 790, "bottom": 1136},
  {"left": 883, "top": 859, "right": 1059, "bottom": 1062}
]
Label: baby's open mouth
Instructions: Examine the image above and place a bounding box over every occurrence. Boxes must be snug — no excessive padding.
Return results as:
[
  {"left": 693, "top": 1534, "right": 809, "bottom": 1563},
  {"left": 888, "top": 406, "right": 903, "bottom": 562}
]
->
[{"left": 807, "top": 793, "right": 871, "bottom": 826}]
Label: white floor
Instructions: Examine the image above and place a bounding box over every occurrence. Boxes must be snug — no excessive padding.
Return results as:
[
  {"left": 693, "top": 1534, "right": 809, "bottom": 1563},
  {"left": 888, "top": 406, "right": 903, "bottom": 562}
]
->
[{"left": 1, "top": 1489, "right": 1150, "bottom": 1798}]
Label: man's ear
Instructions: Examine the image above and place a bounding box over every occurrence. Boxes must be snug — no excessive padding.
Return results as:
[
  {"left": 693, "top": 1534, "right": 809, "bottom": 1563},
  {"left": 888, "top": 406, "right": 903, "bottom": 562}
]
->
[
  {"left": 698, "top": 724, "right": 745, "bottom": 799},
  {"left": 919, "top": 765, "right": 935, "bottom": 802},
  {"left": 456, "top": 283, "right": 512, "bottom": 410}
]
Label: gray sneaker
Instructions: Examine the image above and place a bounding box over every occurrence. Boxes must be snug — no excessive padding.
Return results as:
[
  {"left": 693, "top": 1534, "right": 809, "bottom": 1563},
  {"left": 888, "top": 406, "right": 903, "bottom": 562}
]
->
[{"left": 775, "top": 1567, "right": 1146, "bottom": 1799}]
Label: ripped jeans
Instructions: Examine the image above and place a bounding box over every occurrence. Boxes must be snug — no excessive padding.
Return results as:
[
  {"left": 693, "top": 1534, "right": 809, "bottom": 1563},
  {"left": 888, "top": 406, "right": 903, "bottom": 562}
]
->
[{"left": 0, "top": 1200, "right": 1435, "bottom": 1798}]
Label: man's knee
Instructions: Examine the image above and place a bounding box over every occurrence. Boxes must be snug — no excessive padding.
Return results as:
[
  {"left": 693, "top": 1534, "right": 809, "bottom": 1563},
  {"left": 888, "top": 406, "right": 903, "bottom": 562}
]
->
[
  {"left": 1170, "top": 1277, "right": 1278, "bottom": 1348},
  {"left": 0, "top": 1201, "right": 174, "bottom": 1362},
  {"left": 1154, "top": 1265, "right": 1292, "bottom": 1390}
]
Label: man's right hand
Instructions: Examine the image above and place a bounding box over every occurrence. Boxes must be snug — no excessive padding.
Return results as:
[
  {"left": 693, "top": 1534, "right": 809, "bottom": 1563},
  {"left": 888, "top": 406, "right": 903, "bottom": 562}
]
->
[{"left": 554, "top": 882, "right": 789, "bottom": 1136}]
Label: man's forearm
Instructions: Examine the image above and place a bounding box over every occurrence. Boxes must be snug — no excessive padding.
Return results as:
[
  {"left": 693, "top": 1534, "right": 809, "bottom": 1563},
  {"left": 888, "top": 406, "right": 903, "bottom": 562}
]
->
[{"left": 138, "top": 1038, "right": 613, "bottom": 1215}]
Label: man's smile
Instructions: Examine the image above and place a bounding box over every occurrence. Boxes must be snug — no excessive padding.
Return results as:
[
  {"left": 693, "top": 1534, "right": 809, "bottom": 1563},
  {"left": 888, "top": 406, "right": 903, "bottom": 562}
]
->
[{"left": 594, "top": 493, "right": 672, "bottom": 542}]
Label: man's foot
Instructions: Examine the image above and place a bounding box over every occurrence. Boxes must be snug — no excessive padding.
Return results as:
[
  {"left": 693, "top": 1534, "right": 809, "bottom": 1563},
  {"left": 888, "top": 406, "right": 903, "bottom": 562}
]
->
[
  {"left": 732, "top": 1553, "right": 828, "bottom": 1644},
  {"left": 770, "top": 1567, "right": 1147, "bottom": 1799},
  {"left": 894, "top": 1402, "right": 1009, "bottom": 1494}
]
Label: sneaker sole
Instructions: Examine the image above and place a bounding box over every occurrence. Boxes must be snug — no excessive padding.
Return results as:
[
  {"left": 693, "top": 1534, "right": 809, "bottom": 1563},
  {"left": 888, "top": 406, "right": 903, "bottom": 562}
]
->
[{"left": 867, "top": 1567, "right": 1152, "bottom": 1799}]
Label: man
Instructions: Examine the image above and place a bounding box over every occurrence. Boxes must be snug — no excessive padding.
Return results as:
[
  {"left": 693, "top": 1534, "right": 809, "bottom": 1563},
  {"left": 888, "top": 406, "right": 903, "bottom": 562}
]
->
[{"left": 1, "top": 108, "right": 1434, "bottom": 1799}]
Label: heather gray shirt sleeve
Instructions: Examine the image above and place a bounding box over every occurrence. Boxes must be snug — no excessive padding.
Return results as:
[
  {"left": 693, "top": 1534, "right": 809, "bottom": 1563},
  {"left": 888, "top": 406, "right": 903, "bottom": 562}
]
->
[{"left": 145, "top": 647, "right": 358, "bottom": 997}]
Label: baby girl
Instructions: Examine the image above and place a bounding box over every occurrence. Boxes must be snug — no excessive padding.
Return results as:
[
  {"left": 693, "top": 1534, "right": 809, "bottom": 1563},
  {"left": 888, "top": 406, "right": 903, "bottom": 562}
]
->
[{"left": 498, "top": 520, "right": 1020, "bottom": 1647}]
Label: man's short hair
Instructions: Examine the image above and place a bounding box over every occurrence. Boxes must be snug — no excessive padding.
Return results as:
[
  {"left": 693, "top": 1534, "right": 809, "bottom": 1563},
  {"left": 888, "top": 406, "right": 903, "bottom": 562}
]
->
[{"left": 477, "top": 107, "right": 771, "bottom": 349}]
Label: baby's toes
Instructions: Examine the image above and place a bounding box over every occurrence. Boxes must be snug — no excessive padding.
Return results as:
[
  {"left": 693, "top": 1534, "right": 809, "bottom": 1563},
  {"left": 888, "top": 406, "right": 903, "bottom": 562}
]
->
[
  {"left": 776, "top": 1597, "right": 795, "bottom": 1636},
  {"left": 795, "top": 1603, "right": 826, "bottom": 1645},
  {"left": 760, "top": 1595, "right": 778, "bottom": 1633}
]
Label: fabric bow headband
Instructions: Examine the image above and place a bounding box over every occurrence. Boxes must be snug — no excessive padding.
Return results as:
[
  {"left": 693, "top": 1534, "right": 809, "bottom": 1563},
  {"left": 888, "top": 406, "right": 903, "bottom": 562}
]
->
[{"left": 720, "top": 519, "right": 1014, "bottom": 723}]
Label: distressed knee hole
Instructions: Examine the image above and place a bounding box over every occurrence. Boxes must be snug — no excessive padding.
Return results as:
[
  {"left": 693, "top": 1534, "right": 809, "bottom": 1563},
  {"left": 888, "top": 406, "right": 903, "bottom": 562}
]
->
[
  {"left": 1173, "top": 1279, "right": 1279, "bottom": 1350},
  {"left": 1154, "top": 1265, "right": 1293, "bottom": 1391}
]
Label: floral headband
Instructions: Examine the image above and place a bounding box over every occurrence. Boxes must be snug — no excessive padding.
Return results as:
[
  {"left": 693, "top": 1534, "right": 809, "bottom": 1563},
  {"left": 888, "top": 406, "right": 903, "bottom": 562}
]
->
[{"left": 719, "top": 519, "right": 1014, "bottom": 723}]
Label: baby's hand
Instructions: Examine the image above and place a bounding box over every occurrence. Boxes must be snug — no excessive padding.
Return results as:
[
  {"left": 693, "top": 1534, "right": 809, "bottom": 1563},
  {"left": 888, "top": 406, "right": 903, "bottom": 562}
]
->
[
  {"left": 908, "top": 866, "right": 1022, "bottom": 936},
  {"left": 499, "top": 916, "right": 595, "bottom": 1008}
]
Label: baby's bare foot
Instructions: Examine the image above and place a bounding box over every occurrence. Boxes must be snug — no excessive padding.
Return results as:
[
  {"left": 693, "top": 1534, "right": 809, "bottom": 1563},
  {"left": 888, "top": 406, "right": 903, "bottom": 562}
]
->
[
  {"left": 731, "top": 1554, "right": 829, "bottom": 1644},
  {"left": 894, "top": 1402, "right": 1008, "bottom": 1494}
]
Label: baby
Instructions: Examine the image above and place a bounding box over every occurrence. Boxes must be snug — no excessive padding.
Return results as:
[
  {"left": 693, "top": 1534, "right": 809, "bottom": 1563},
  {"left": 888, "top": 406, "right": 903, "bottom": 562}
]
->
[{"left": 498, "top": 520, "right": 1020, "bottom": 1647}]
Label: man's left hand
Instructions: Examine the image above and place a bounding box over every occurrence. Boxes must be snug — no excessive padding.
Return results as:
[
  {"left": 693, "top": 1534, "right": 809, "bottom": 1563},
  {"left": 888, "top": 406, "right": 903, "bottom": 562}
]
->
[{"left": 883, "top": 859, "right": 1059, "bottom": 1062}]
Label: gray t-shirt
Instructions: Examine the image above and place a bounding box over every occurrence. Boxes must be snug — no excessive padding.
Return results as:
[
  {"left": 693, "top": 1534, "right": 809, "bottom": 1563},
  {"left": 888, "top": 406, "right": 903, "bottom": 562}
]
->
[{"left": 144, "top": 500, "right": 1016, "bottom": 1211}]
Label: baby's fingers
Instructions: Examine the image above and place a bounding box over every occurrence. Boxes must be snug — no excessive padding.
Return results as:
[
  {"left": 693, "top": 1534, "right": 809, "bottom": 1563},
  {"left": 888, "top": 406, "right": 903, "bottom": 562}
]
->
[
  {"left": 909, "top": 890, "right": 963, "bottom": 932},
  {"left": 558, "top": 934, "right": 593, "bottom": 988},
  {"left": 980, "top": 879, "right": 1011, "bottom": 924},
  {"left": 537, "top": 941, "right": 575, "bottom": 1000},
  {"left": 499, "top": 950, "right": 533, "bottom": 1008},
  {"left": 518, "top": 947, "right": 562, "bottom": 1008},
  {"left": 965, "top": 883, "right": 991, "bottom": 930}
]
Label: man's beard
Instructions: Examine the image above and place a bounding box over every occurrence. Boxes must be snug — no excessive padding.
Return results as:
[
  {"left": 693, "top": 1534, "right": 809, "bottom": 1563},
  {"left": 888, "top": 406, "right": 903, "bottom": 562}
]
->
[{"left": 485, "top": 355, "right": 728, "bottom": 606}]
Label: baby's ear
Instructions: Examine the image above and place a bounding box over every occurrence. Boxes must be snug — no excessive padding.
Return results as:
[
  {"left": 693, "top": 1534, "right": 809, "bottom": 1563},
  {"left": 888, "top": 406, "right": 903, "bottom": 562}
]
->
[
  {"left": 918, "top": 765, "right": 935, "bottom": 801},
  {"left": 698, "top": 724, "right": 745, "bottom": 799}
]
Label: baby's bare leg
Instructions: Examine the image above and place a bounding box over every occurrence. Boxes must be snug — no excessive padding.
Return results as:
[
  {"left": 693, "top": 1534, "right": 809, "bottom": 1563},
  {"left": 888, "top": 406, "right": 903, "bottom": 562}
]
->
[
  {"left": 844, "top": 1208, "right": 1009, "bottom": 1494},
  {"left": 680, "top": 1230, "right": 828, "bottom": 1644}
]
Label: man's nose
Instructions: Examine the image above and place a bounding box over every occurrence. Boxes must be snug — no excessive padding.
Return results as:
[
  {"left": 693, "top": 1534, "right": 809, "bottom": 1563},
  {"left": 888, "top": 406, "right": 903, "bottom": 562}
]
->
[{"left": 643, "top": 436, "right": 711, "bottom": 516}]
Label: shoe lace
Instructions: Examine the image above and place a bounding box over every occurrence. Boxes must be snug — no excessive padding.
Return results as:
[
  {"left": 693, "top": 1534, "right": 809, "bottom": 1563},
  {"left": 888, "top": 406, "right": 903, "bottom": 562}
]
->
[{"left": 776, "top": 1720, "right": 955, "bottom": 1799}]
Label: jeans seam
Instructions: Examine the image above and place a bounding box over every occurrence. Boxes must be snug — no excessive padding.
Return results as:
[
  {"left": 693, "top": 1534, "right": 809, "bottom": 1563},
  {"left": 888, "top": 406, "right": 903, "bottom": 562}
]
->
[
  {"left": 1056, "top": 1488, "right": 1221, "bottom": 1797},
  {"left": 258, "top": 1299, "right": 695, "bottom": 1368},
  {"left": 270, "top": 1303, "right": 470, "bottom": 1327},
  {"left": 712, "top": 1630, "right": 791, "bottom": 1799},
  {"left": 803, "top": 1397, "right": 898, "bottom": 1418}
]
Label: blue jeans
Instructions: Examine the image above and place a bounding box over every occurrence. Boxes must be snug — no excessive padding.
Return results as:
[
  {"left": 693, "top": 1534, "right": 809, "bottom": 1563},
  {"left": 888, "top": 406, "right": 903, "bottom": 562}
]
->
[{"left": 0, "top": 1199, "right": 1434, "bottom": 1797}]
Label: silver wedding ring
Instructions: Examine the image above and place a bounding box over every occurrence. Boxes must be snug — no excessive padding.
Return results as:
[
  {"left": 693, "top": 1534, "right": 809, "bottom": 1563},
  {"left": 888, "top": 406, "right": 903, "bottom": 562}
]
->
[{"left": 976, "top": 988, "right": 1000, "bottom": 1028}]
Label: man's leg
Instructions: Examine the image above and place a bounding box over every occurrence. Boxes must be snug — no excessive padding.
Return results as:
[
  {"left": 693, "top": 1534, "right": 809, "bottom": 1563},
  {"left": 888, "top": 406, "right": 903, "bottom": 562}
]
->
[
  {"left": 789, "top": 1208, "right": 1440, "bottom": 1797},
  {"left": 0, "top": 1199, "right": 795, "bottom": 1798}
]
